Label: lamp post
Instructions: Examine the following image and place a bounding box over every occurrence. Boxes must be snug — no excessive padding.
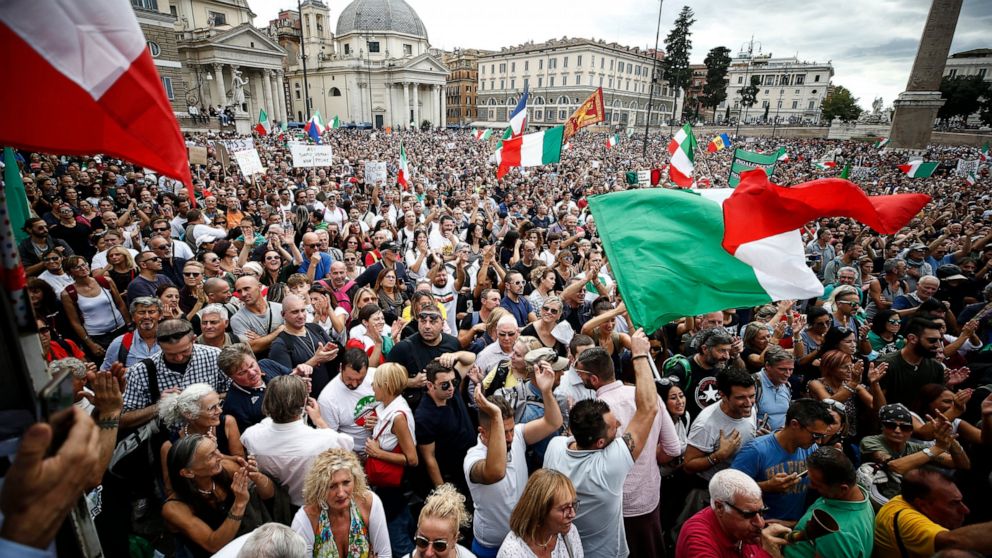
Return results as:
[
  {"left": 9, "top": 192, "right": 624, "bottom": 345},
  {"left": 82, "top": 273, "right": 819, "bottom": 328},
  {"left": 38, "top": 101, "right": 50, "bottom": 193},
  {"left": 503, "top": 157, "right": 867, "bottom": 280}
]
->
[
  {"left": 771, "top": 64, "right": 786, "bottom": 138},
  {"left": 734, "top": 37, "right": 759, "bottom": 139},
  {"left": 643, "top": 0, "right": 664, "bottom": 159},
  {"left": 297, "top": 0, "right": 311, "bottom": 121}
]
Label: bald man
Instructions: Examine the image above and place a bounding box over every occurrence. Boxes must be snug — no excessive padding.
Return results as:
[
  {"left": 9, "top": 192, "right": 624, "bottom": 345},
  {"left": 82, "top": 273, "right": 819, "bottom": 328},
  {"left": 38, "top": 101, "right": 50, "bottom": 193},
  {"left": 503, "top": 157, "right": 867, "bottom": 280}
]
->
[{"left": 298, "top": 231, "right": 334, "bottom": 281}]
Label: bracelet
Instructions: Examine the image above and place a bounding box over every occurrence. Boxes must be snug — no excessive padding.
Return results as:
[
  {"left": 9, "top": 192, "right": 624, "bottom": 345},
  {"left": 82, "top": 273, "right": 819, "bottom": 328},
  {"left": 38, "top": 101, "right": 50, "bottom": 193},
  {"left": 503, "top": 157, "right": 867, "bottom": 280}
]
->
[
  {"left": 842, "top": 384, "right": 857, "bottom": 394},
  {"left": 97, "top": 416, "right": 120, "bottom": 430},
  {"left": 227, "top": 511, "right": 244, "bottom": 521},
  {"left": 631, "top": 354, "right": 650, "bottom": 362},
  {"left": 707, "top": 454, "right": 719, "bottom": 466}
]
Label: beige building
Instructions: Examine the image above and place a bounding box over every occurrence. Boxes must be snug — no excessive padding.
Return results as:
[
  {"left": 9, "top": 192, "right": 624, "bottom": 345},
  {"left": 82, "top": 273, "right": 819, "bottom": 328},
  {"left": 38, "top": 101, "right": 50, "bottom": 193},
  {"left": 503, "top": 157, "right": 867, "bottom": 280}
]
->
[
  {"left": 944, "top": 48, "right": 991, "bottom": 81},
  {"left": 475, "top": 37, "right": 682, "bottom": 129},
  {"left": 131, "top": 0, "right": 186, "bottom": 113},
  {"left": 717, "top": 52, "right": 834, "bottom": 125},
  {"left": 275, "top": 0, "right": 448, "bottom": 129},
  {"left": 169, "top": 0, "right": 288, "bottom": 128},
  {"left": 443, "top": 48, "right": 492, "bottom": 127}
]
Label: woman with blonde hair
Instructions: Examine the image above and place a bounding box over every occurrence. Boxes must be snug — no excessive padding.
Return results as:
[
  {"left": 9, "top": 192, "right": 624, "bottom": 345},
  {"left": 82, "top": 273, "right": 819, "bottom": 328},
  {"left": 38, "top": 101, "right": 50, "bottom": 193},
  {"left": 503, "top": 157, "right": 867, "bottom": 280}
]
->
[
  {"left": 405, "top": 483, "right": 475, "bottom": 558},
  {"left": 290, "top": 448, "right": 391, "bottom": 557},
  {"left": 521, "top": 296, "right": 570, "bottom": 357},
  {"left": 94, "top": 244, "right": 138, "bottom": 294},
  {"left": 498, "top": 469, "right": 582, "bottom": 558},
  {"left": 351, "top": 286, "right": 380, "bottom": 324}
]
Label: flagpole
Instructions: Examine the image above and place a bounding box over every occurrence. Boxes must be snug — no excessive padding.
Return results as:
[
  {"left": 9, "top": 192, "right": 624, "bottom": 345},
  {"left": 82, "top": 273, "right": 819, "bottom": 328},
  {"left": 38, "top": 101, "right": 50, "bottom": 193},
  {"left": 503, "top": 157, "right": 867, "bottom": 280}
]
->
[
  {"left": 643, "top": 0, "right": 665, "bottom": 160},
  {"left": 298, "top": 0, "right": 311, "bottom": 121}
]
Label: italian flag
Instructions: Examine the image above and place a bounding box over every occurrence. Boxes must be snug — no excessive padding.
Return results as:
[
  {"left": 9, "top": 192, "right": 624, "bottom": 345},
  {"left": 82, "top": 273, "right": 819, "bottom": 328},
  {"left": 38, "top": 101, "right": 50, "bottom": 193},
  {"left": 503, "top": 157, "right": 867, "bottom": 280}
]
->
[
  {"left": 667, "top": 123, "right": 696, "bottom": 187},
  {"left": 966, "top": 172, "right": 977, "bottom": 186},
  {"left": 328, "top": 115, "right": 340, "bottom": 129},
  {"left": 606, "top": 134, "right": 620, "bottom": 148},
  {"left": 493, "top": 126, "right": 564, "bottom": 179},
  {"left": 588, "top": 170, "right": 930, "bottom": 332},
  {"left": 473, "top": 128, "right": 492, "bottom": 141},
  {"left": 777, "top": 151, "right": 790, "bottom": 162},
  {"left": 898, "top": 161, "right": 938, "bottom": 178},
  {"left": 875, "top": 138, "right": 889, "bottom": 149},
  {"left": 980, "top": 143, "right": 989, "bottom": 163},
  {"left": 815, "top": 161, "right": 837, "bottom": 170},
  {"left": 255, "top": 108, "right": 269, "bottom": 135},
  {"left": 397, "top": 143, "right": 409, "bottom": 189}
]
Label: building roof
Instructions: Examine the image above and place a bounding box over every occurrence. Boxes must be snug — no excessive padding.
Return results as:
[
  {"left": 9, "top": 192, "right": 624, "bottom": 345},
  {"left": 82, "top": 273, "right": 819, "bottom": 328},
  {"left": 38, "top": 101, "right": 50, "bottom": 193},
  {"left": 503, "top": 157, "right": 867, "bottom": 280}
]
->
[
  {"left": 949, "top": 48, "right": 992, "bottom": 59},
  {"left": 336, "top": 0, "right": 428, "bottom": 40}
]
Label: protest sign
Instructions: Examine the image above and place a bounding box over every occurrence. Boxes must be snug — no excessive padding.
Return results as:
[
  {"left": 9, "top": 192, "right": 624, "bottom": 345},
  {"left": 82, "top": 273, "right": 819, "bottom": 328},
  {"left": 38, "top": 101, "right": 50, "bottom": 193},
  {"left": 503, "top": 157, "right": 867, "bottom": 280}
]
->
[
  {"left": 232, "top": 149, "right": 263, "bottom": 176},
  {"left": 290, "top": 144, "right": 334, "bottom": 168},
  {"left": 188, "top": 146, "right": 208, "bottom": 166},
  {"left": 364, "top": 161, "right": 387, "bottom": 184}
]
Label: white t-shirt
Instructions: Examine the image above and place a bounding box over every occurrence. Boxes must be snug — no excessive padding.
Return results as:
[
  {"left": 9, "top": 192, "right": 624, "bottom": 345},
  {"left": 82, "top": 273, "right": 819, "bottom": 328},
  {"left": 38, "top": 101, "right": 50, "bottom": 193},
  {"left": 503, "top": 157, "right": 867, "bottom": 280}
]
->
[
  {"left": 38, "top": 270, "right": 73, "bottom": 296},
  {"left": 543, "top": 436, "right": 635, "bottom": 558},
  {"left": 317, "top": 368, "right": 377, "bottom": 452},
  {"left": 686, "top": 401, "right": 757, "bottom": 481},
  {"left": 240, "top": 418, "right": 354, "bottom": 506},
  {"left": 431, "top": 274, "right": 458, "bottom": 335},
  {"left": 497, "top": 528, "right": 584, "bottom": 558},
  {"left": 323, "top": 205, "right": 347, "bottom": 228},
  {"left": 464, "top": 424, "right": 529, "bottom": 549},
  {"left": 290, "top": 492, "right": 392, "bottom": 557}
]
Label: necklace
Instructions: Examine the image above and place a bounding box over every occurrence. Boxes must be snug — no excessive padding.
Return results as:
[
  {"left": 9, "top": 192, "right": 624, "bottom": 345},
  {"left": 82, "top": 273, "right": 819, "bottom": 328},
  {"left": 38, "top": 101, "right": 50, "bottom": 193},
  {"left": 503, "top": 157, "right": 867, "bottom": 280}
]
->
[
  {"left": 535, "top": 532, "right": 556, "bottom": 549},
  {"left": 196, "top": 480, "right": 216, "bottom": 496}
]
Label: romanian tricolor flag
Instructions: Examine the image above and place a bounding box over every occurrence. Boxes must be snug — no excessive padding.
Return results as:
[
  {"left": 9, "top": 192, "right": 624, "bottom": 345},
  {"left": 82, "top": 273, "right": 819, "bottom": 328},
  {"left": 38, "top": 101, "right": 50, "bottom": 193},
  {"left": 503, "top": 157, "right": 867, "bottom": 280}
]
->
[{"left": 707, "top": 133, "right": 731, "bottom": 153}]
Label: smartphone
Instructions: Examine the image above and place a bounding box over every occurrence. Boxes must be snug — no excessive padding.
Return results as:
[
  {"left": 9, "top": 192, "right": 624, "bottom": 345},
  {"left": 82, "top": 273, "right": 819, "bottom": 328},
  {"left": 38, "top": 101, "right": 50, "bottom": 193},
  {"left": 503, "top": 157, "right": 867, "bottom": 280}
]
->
[
  {"left": 38, "top": 361, "right": 81, "bottom": 456},
  {"left": 796, "top": 469, "right": 810, "bottom": 479}
]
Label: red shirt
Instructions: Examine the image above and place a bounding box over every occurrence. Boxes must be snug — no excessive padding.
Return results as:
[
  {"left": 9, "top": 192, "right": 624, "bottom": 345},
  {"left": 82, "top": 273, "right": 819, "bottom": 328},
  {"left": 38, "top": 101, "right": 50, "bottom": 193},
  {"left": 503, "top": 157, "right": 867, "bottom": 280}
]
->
[
  {"left": 676, "top": 507, "right": 772, "bottom": 558},
  {"left": 46, "top": 339, "right": 86, "bottom": 362}
]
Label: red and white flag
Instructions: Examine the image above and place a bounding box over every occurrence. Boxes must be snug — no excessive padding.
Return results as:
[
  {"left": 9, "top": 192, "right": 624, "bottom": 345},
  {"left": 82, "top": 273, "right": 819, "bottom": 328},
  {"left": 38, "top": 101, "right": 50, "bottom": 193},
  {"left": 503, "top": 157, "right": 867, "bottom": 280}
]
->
[
  {"left": 397, "top": 143, "right": 409, "bottom": 189},
  {"left": 0, "top": 0, "right": 193, "bottom": 199}
]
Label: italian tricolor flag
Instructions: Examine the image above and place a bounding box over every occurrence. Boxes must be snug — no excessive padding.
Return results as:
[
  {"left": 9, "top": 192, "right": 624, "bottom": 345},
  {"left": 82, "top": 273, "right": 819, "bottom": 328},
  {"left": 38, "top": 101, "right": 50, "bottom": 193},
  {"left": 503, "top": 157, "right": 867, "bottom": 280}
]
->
[
  {"left": 397, "top": 143, "right": 409, "bottom": 189},
  {"left": 815, "top": 161, "right": 837, "bottom": 170},
  {"left": 473, "top": 128, "right": 492, "bottom": 141},
  {"left": 777, "top": 151, "right": 790, "bottom": 162},
  {"left": 898, "top": 161, "right": 938, "bottom": 178},
  {"left": 980, "top": 143, "right": 989, "bottom": 163},
  {"left": 966, "top": 172, "right": 977, "bottom": 186},
  {"left": 493, "top": 126, "right": 564, "bottom": 179},
  {"left": 606, "top": 134, "right": 620, "bottom": 149},
  {"left": 667, "top": 124, "right": 696, "bottom": 187},
  {"left": 588, "top": 170, "right": 930, "bottom": 332},
  {"left": 328, "top": 115, "right": 340, "bottom": 129},
  {"left": 255, "top": 108, "right": 269, "bottom": 135},
  {"left": 875, "top": 138, "right": 889, "bottom": 149}
]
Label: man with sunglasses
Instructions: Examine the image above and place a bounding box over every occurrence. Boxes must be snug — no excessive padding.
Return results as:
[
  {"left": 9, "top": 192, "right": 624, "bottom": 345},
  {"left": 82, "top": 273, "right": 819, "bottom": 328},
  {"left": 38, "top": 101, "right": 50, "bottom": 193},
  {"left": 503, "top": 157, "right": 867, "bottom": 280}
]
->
[
  {"left": 876, "top": 318, "right": 949, "bottom": 407},
  {"left": 731, "top": 399, "right": 836, "bottom": 522},
  {"left": 146, "top": 235, "right": 189, "bottom": 286},
  {"left": 677, "top": 468, "right": 791, "bottom": 558},
  {"left": 414, "top": 359, "right": 478, "bottom": 495},
  {"left": 125, "top": 250, "right": 176, "bottom": 305},
  {"left": 388, "top": 308, "right": 471, "bottom": 410},
  {"left": 860, "top": 403, "right": 969, "bottom": 501}
]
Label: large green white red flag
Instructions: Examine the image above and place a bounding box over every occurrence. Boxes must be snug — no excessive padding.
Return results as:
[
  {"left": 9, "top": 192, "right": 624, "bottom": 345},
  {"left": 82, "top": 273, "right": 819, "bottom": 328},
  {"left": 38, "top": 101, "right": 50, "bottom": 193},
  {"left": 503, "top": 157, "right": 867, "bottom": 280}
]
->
[
  {"left": 667, "top": 124, "right": 696, "bottom": 187},
  {"left": 397, "top": 143, "right": 409, "bottom": 189}
]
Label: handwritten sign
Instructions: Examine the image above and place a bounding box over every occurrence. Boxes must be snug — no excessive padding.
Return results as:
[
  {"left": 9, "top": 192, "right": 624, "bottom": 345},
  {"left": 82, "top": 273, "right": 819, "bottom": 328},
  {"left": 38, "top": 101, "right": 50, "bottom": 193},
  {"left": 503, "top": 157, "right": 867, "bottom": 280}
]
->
[{"left": 290, "top": 144, "right": 334, "bottom": 168}]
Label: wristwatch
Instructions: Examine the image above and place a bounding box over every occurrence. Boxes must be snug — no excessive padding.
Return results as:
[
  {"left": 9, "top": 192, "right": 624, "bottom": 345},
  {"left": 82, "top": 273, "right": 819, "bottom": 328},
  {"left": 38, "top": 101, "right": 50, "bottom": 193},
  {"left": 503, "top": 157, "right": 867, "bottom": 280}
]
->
[{"left": 922, "top": 447, "right": 936, "bottom": 460}]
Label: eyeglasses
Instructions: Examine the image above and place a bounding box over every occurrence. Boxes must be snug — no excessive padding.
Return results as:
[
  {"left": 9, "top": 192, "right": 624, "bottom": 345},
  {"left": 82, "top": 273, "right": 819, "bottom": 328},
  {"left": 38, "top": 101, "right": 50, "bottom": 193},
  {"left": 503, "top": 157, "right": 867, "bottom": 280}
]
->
[
  {"left": 264, "top": 255, "right": 282, "bottom": 261},
  {"left": 803, "top": 426, "right": 830, "bottom": 441},
  {"left": 418, "top": 313, "right": 443, "bottom": 323},
  {"left": 882, "top": 421, "right": 913, "bottom": 432},
  {"left": 656, "top": 375, "right": 681, "bottom": 387},
  {"left": 204, "top": 400, "right": 224, "bottom": 412},
  {"left": 344, "top": 257, "right": 357, "bottom": 262},
  {"left": 497, "top": 331, "right": 518, "bottom": 338},
  {"left": 43, "top": 256, "right": 61, "bottom": 262},
  {"left": 71, "top": 263, "right": 88, "bottom": 271},
  {"left": 141, "top": 256, "right": 162, "bottom": 264},
  {"left": 722, "top": 500, "right": 769, "bottom": 519},
  {"left": 434, "top": 380, "right": 453, "bottom": 390},
  {"left": 510, "top": 280, "right": 525, "bottom": 285},
  {"left": 305, "top": 243, "right": 319, "bottom": 248},
  {"left": 184, "top": 271, "right": 202, "bottom": 277},
  {"left": 836, "top": 300, "right": 860, "bottom": 307},
  {"left": 556, "top": 500, "right": 580, "bottom": 515},
  {"left": 413, "top": 536, "right": 449, "bottom": 553},
  {"left": 542, "top": 306, "right": 561, "bottom": 315},
  {"left": 821, "top": 398, "right": 847, "bottom": 415}
]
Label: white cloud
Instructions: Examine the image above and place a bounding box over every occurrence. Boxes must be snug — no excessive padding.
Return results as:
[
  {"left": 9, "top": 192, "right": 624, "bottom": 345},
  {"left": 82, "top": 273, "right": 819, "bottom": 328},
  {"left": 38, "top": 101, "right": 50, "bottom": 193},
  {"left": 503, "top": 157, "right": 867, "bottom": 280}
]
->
[{"left": 249, "top": 0, "right": 990, "bottom": 109}]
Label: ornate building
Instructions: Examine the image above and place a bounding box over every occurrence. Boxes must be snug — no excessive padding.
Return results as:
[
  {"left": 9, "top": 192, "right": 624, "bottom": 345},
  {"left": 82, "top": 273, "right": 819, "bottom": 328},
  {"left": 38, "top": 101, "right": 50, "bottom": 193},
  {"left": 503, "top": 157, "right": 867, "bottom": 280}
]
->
[
  {"left": 131, "top": 0, "right": 186, "bottom": 114},
  {"left": 276, "top": 0, "right": 448, "bottom": 129},
  {"left": 715, "top": 52, "right": 834, "bottom": 125},
  {"left": 443, "top": 48, "right": 492, "bottom": 127},
  {"left": 475, "top": 37, "right": 682, "bottom": 129}
]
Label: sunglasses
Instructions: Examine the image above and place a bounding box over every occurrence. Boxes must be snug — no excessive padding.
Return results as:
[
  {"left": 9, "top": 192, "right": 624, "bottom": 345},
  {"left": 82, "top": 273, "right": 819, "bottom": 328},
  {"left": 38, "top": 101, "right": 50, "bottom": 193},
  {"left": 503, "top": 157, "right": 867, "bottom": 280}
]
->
[
  {"left": 656, "top": 375, "right": 681, "bottom": 387},
  {"left": 542, "top": 306, "right": 561, "bottom": 315},
  {"left": 887, "top": 319, "right": 902, "bottom": 324},
  {"left": 418, "top": 313, "right": 443, "bottom": 323},
  {"left": 153, "top": 227, "right": 170, "bottom": 232},
  {"left": 37, "top": 326, "right": 51, "bottom": 334},
  {"left": 142, "top": 256, "right": 162, "bottom": 264},
  {"left": 836, "top": 300, "right": 860, "bottom": 307},
  {"left": 434, "top": 380, "right": 453, "bottom": 391},
  {"left": 413, "top": 536, "right": 449, "bottom": 553},
  {"left": 264, "top": 255, "right": 282, "bottom": 261},
  {"left": 497, "top": 331, "right": 518, "bottom": 338},
  {"left": 184, "top": 271, "right": 202, "bottom": 277},
  {"left": 804, "top": 426, "right": 830, "bottom": 441},
  {"left": 722, "top": 500, "right": 769, "bottom": 519},
  {"left": 882, "top": 421, "right": 913, "bottom": 432},
  {"left": 821, "top": 398, "right": 847, "bottom": 415},
  {"left": 43, "top": 256, "right": 61, "bottom": 262}
]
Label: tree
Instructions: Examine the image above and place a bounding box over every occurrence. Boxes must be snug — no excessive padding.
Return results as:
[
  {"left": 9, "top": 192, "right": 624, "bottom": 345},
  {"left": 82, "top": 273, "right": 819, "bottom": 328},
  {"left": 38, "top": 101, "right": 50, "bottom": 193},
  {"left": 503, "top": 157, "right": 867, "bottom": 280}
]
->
[
  {"left": 821, "top": 85, "right": 863, "bottom": 123},
  {"left": 660, "top": 6, "right": 696, "bottom": 121},
  {"left": 938, "top": 75, "right": 991, "bottom": 123},
  {"left": 737, "top": 75, "right": 760, "bottom": 121},
  {"left": 700, "top": 46, "right": 732, "bottom": 121}
]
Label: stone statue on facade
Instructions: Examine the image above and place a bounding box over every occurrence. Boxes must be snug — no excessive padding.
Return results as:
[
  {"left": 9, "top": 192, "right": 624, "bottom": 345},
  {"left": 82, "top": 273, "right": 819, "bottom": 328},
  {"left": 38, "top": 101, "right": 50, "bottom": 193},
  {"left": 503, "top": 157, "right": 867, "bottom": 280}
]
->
[{"left": 231, "top": 69, "right": 247, "bottom": 108}]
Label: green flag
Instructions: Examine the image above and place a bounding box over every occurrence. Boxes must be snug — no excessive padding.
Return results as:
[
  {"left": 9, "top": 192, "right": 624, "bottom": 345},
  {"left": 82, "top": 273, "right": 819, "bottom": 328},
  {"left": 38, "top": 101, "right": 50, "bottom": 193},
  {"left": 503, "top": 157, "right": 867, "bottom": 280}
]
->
[
  {"left": 3, "top": 148, "right": 30, "bottom": 243},
  {"left": 625, "top": 171, "right": 638, "bottom": 185},
  {"left": 728, "top": 147, "right": 784, "bottom": 187},
  {"left": 839, "top": 164, "right": 851, "bottom": 179}
]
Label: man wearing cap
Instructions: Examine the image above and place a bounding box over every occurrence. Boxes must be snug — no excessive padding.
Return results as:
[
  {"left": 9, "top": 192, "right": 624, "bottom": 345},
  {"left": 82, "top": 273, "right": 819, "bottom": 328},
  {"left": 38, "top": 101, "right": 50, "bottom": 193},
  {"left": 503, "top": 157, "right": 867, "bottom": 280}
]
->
[
  {"left": 806, "top": 229, "right": 836, "bottom": 279},
  {"left": 492, "top": 347, "right": 571, "bottom": 472},
  {"left": 902, "top": 243, "right": 933, "bottom": 291},
  {"left": 565, "top": 341, "right": 682, "bottom": 555},
  {"left": 860, "top": 403, "right": 969, "bottom": 501},
  {"left": 354, "top": 240, "right": 409, "bottom": 290}
]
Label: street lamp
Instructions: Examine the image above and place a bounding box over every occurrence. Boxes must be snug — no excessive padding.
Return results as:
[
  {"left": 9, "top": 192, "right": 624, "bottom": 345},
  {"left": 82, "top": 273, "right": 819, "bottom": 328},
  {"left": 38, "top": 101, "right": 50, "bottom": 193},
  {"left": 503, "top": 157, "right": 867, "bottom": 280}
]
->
[
  {"left": 734, "top": 37, "right": 760, "bottom": 139},
  {"left": 297, "top": 0, "right": 311, "bottom": 121},
  {"left": 643, "top": 0, "right": 664, "bottom": 159}
]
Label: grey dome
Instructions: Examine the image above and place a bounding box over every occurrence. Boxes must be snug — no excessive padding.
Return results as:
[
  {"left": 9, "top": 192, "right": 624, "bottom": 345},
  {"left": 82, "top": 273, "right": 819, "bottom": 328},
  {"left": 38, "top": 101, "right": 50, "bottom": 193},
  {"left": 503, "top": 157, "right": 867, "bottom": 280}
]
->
[{"left": 336, "top": 0, "right": 428, "bottom": 40}]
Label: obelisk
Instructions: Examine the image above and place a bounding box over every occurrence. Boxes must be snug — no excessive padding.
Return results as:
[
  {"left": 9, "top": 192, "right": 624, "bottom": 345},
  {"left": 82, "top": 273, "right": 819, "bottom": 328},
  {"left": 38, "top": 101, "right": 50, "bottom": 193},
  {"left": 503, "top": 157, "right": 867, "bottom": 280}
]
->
[{"left": 887, "top": 0, "right": 963, "bottom": 151}]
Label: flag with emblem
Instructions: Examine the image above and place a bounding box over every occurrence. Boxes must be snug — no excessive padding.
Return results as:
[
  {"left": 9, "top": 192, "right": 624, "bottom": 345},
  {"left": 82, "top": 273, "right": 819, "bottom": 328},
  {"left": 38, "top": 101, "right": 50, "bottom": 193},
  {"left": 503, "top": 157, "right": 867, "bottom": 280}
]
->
[
  {"left": 875, "top": 138, "right": 889, "bottom": 149},
  {"left": 667, "top": 123, "right": 697, "bottom": 187},
  {"left": 815, "top": 161, "right": 837, "bottom": 170}
]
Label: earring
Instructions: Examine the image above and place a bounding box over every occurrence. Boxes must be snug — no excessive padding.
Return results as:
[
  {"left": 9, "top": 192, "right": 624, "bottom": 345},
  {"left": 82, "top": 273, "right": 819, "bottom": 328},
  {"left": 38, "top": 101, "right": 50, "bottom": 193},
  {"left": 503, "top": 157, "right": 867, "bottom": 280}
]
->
[{"left": 320, "top": 501, "right": 328, "bottom": 511}]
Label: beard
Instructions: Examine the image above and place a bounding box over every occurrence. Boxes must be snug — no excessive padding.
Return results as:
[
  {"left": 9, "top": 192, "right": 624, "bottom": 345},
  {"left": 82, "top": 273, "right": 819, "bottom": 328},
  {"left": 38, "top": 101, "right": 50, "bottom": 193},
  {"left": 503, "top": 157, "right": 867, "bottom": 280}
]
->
[{"left": 913, "top": 342, "right": 937, "bottom": 359}]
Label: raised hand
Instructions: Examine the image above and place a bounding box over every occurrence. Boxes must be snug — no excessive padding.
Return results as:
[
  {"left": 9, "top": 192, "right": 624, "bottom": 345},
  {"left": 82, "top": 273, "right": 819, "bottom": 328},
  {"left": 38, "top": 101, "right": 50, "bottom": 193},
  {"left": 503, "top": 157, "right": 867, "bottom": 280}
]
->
[
  {"left": 867, "top": 362, "right": 888, "bottom": 385},
  {"left": 945, "top": 367, "right": 970, "bottom": 387},
  {"left": 533, "top": 361, "right": 556, "bottom": 393}
]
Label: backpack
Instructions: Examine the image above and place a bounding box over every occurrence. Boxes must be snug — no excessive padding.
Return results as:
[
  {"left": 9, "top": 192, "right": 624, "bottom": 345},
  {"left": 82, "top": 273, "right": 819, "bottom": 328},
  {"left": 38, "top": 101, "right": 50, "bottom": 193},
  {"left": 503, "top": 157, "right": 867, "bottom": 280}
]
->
[
  {"left": 109, "top": 358, "right": 163, "bottom": 474},
  {"left": 116, "top": 330, "right": 136, "bottom": 366}
]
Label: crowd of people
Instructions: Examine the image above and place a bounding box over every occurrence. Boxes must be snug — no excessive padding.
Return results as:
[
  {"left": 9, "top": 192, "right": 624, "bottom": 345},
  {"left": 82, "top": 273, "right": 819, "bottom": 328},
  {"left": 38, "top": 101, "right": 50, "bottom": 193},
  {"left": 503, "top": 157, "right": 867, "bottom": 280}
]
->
[{"left": 3, "top": 124, "right": 992, "bottom": 558}]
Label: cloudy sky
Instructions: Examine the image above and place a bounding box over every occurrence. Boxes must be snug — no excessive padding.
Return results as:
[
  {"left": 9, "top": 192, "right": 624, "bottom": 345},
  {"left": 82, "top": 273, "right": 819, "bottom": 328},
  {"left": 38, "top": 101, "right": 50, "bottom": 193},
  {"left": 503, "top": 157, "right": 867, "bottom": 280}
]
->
[{"left": 250, "top": 0, "right": 990, "bottom": 109}]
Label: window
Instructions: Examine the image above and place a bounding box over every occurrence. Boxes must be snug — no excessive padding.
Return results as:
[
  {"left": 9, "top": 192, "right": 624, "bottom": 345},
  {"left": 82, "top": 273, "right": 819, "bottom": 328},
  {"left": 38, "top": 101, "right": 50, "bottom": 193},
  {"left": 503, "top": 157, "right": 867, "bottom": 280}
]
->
[
  {"left": 809, "top": 101, "right": 815, "bottom": 109},
  {"left": 536, "top": 110, "right": 543, "bottom": 120},
  {"left": 403, "top": 44, "right": 412, "bottom": 56},
  {"left": 562, "top": 75, "right": 567, "bottom": 86},
  {"left": 589, "top": 75, "right": 594, "bottom": 86},
  {"left": 131, "top": 0, "right": 158, "bottom": 10},
  {"left": 480, "top": 82, "right": 484, "bottom": 91},
  {"left": 795, "top": 89, "right": 800, "bottom": 94},
  {"left": 609, "top": 60, "right": 614, "bottom": 71},
  {"left": 330, "top": 87, "right": 341, "bottom": 97},
  {"left": 510, "top": 79, "right": 515, "bottom": 89},
  {"left": 549, "top": 76, "right": 555, "bottom": 87},
  {"left": 491, "top": 64, "right": 495, "bottom": 73},
  {"left": 814, "top": 74, "right": 820, "bottom": 82},
  {"left": 161, "top": 76, "right": 174, "bottom": 100},
  {"left": 600, "top": 57, "right": 604, "bottom": 69},
  {"left": 550, "top": 58, "right": 557, "bottom": 69},
  {"left": 780, "top": 74, "right": 790, "bottom": 85},
  {"left": 295, "top": 83, "right": 301, "bottom": 99},
  {"left": 599, "top": 76, "right": 603, "bottom": 86},
  {"left": 511, "top": 62, "right": 516, "bottom": 72},
  {"left": 764, "top": 89, "right": 769, "bottom": 94},
  {"left": 367, "top": 41, "right": 380, "bottom": 53},
  {"left": 627, "top": 63, "right": 632, "bottom": 74},
  {"left": 499, "top": 63, "right": 506, "bottom": 73},
  {"left": 577, "top": 55, "right": 583, "bottom": 66},
  {"left": 947, "top": 68, "right": 957, "bottom": 77},
  {"left": 811, "top": 89, "right": 817, "bottom": 94},
  {"left": 523, "top": 78, "right": 529, "bottom": 89},
  {"left": 146, "top": 41, "right": 160, "bottom": 57},
  {"left": 978, "top": 68, "right": 987, "bottom": 79},
  {"left": 765, "top": 74, "right": 775, "bottom": 85},
  {"left": 207, "top": 11, "right": 226, "bottom": 25},
  {"left": 563, "top": 56, "right": 568, "bottom": 68},
  {"left": 738, "top": 76, "right": 743, "bottom": 84},
  {"left": 539, "top": 60, "right": 543, "bottom": 70},
  {"left": 344, "top": 44, "right": 351, "bottom": 55},
  {"left": 524, "top": 60, "right": 529, "bottom": 71},
  {"left": 500, "top": 79, "right": 505, "bottom": 89},
  {"left": 538, "top": 77, "right": 543, "bottom": 88},
  {"left": 795, "top": 74, "right": 805, "bottom": 85},
  {"left": 559, "top": 110, "right": 567, "bottom": 119},
  {"left": 792, "top": 100, "right": 798, "bottom": 109},
  {"left": 169, "top": 5, "right": 177, "bottom": 16},
  {"left": 777, "top": 100, "right": 783, "bottom": 108},
  {"left": 558, "top": 95, "right": 568, "bottom": 104},
  {"left": 609, "top": 78, "right": 613, "bottom": 89}
]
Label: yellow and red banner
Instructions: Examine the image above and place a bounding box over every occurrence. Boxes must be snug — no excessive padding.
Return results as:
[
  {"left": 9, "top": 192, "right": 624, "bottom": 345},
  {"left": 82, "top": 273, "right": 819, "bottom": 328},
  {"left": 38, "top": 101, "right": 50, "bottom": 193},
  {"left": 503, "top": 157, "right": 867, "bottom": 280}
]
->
[{"left": 563, "top": 87, "right": 605, "bottom": 141}]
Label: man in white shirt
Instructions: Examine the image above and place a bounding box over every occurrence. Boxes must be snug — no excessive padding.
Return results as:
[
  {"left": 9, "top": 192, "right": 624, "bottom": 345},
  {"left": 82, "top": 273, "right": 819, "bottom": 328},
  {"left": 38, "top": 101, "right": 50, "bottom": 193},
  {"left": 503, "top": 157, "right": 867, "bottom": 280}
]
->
[
  {"left": 318, "top": 348, "right": 377, "bottom": 455},
  {"left": 241, "top": 374, "right": 354, "bottom": 506},
  {"left": 464, "top": 364, "right": 563, "bottom": 558},
  {"left": 543, "top": 328, "right": 658, "bottom": 558},
  {"left": 90, "top": 230, "right": 139, "bottom": 269}
]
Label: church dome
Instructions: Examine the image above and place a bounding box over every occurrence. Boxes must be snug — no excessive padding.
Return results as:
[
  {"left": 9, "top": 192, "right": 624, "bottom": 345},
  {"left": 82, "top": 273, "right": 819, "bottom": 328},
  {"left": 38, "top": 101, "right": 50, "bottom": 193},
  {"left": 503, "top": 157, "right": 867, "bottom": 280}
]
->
[{"left": 335, "top": 0, "right": 428, "bottom": 40}]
